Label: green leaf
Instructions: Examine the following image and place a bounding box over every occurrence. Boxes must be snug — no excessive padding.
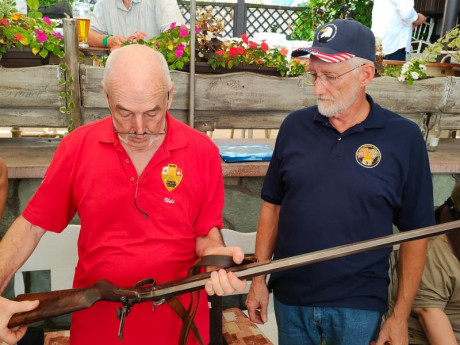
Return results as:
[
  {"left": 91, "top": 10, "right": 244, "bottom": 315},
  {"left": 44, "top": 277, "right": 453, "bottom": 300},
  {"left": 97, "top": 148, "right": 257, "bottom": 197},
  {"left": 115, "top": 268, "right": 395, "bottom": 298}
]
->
[
  {"left": 26, "top": 0, "right": 39, "bottom": 11},
  {"left": 39, "top": 49, "right": 48, "bottom": 58},
  {"left": 176, "top": 60, "right": 184, "bottom": 69}
]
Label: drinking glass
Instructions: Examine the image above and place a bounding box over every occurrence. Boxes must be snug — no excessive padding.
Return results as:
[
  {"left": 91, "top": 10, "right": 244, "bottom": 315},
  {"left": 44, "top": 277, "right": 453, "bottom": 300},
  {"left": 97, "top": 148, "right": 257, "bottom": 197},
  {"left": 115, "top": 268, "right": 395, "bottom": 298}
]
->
[{"left": 72, "top": 1, "right": 91, "bottom": 48}]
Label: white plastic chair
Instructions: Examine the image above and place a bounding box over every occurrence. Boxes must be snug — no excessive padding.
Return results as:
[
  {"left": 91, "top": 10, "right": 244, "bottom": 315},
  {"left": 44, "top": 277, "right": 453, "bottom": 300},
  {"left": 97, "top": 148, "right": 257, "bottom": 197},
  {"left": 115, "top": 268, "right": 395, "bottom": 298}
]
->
[
  {"left": 14, "top": 224, "right": 80, "bottom": 295},
  {"left": 411, "top": 17, "right": 435, "bottom": 54},
  {"left": 221, "top": 229, "right": 278, "bottom": 344}
]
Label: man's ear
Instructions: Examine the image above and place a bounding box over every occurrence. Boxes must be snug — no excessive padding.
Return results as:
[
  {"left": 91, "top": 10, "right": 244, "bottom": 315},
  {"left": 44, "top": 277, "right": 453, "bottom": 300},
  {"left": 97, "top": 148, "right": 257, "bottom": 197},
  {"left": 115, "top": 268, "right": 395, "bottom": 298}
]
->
[
  {"left": 360, "top": 64, "right": 376, "bottom": 87},
  {"left": 167, "top": 82, "right": 175, "bottom": 110}
]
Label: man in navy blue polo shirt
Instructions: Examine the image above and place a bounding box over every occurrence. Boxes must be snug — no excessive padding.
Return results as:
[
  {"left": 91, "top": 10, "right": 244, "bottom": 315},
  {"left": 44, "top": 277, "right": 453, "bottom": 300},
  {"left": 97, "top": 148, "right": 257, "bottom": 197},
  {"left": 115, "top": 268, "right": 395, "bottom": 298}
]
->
[{"left": 246, "top": 19, "right": 435, "bottom": 345}]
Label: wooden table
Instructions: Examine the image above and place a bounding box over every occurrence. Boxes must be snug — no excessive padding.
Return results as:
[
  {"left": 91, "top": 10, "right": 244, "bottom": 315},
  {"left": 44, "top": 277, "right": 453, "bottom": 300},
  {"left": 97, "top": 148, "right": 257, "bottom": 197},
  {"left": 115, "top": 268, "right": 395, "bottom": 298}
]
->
[{"left": 1, "top": 137, "right": 459, "bottom": 179}]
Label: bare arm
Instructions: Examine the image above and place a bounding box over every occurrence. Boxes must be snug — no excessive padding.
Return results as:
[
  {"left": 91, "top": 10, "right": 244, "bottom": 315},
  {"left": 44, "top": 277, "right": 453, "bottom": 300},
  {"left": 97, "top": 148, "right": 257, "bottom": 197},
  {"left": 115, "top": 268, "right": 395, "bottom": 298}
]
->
[
  {"left": 375, "top": 239, "right": 427, "bottom": 345},
  {"left": 246, "top": 201, "right": 280, "bottom": 324},
  {"left": 0, "top": 216, "right": 46, "bottom": 344},
  {"left": 196, "top": 227, "right": 246, "bottom": 296},
  {"left": 87, "top": 30, "right": 126, "bottom": 48},
  {"left": 412, "top": 307, "right": 457, "bottom": 345},
  {"left": 0, "top": 158, "right": 7, "bottom": 222}
]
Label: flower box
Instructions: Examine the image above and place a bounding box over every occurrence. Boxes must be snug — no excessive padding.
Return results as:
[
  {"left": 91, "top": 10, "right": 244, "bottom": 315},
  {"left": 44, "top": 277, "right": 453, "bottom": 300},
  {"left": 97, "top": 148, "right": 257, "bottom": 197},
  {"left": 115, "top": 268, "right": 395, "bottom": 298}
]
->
[
  {"left": 384, "top": 60, "right": 460, "bottom": 77},
  {"left": 0, "top": 48, "right": 50, "bottom": 68},
  {"left": 182, "top": 61, "right": 281, "bottom": 76}
]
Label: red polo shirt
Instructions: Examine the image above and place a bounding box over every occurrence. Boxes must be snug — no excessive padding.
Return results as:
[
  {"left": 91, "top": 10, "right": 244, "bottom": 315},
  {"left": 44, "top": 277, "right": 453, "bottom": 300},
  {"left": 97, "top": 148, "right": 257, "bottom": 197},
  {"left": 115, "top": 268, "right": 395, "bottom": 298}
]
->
[{"left": 23, "top": 113, "right": 224, "bottom": 345}]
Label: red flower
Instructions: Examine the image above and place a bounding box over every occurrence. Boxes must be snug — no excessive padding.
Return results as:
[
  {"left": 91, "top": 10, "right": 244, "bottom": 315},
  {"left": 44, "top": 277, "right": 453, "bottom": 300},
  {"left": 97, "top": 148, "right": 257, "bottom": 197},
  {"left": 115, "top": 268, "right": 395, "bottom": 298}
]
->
[
  {"left": 229, "top": 47, "right": 238, "bottom": 57},
  {"left": 0, "top": 18, "right": 7, "bottom": 25},
  {"left": 13, "top": 33, "right": 24, "bottom": 41},
  {"left": 52, "top": 31, "right": 63, "bottom": 39},
  {"left": 136, "top": 31, "right": 147, "bottom": 41},
  {"left": 249, "top": 41, "right": 258, "bottom": 48},
  {"left": 42, "top": 16, "right": 52, "bottom": 26},
  {"left": 215, "top": 50, "right": 224, "bottom": 56},
  {"left": 35, "top": 30, "right": 47, "bottom": 42},
  {"left": 257, "top": 60, "right": 263, "bottom": 64},
  {"left": 237, "top": 46, "right": 246, "bottom": 55},
  {"left": 179, "top": 25, "right": 188, "bottom": 38},
  {"left": 261, "top": 41, "right": 269, "bottom": 52},
  {"left": 240, "top": 33, "right": 248, "bottom": 44}
]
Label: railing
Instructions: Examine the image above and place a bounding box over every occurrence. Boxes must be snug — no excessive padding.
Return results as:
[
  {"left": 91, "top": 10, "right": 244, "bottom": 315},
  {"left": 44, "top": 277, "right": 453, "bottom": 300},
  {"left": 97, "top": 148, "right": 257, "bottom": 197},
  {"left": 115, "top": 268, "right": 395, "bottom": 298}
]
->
[{"left": 178, "top": 0, "right": 303, "bottom": 37}]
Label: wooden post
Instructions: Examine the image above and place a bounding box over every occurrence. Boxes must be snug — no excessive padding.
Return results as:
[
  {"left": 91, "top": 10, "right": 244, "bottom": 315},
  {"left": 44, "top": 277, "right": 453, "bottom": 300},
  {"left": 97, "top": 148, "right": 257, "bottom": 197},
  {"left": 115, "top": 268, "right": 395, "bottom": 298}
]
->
[
  {"left": 188, "top": 0, "right": 196, "bottom": 128},
  {"left": 234, "top": 0, "right": 246, "bottom": 37},
  {"left": 440, "top": 0, "right": 459, "bottom": 36},
  {"left": 63, "top": 18, "right": 82, "bottom": 130}
]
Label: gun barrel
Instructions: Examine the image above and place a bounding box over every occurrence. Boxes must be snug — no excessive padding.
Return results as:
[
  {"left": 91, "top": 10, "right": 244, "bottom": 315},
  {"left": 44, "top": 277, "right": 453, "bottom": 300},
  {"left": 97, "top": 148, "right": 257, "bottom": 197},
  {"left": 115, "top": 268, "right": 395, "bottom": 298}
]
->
[{"left": 8, "top": 220, "right": 460, "bottom": 328}]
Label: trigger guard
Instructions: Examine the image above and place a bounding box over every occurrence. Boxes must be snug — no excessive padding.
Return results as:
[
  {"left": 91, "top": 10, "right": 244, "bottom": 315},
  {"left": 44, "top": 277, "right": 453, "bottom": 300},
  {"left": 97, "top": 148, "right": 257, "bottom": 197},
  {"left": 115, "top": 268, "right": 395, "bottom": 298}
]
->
[{"left": 134, "top": 278, "right": 156, "bottom": 288}]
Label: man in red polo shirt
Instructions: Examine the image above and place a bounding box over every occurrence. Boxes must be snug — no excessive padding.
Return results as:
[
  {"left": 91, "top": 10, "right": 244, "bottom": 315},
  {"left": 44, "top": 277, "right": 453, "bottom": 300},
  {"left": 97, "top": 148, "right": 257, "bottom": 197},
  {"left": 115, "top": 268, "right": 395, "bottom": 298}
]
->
[{"left": 0, "top": 44, "right": 245, "bottom": 345}]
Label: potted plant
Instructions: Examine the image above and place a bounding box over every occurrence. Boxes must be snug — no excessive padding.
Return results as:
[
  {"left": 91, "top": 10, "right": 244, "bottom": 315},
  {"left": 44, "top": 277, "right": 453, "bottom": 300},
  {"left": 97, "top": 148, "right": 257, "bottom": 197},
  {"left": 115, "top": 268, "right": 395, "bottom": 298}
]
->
[
  {"left": 0, "top": 0, "right": 65, "bottom": 67},
  {"left": 383, "top": 24, "right": 460, "bottom": 85},
  {"left": 118, "top": 5, "right": 306, "bottom": 77}
]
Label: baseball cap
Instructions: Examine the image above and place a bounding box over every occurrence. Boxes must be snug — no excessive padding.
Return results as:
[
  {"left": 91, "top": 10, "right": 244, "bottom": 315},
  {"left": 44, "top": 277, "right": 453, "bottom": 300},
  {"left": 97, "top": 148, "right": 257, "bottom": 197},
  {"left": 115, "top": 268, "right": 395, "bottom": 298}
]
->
[{"left": 291, "top": 19, "right": 376, "bottom": 63}]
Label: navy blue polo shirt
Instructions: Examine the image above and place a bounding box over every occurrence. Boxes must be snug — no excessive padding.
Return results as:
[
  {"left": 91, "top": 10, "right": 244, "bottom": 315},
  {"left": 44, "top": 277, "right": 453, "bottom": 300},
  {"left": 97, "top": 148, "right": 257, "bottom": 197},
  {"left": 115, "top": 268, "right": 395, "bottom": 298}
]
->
[{"left": 263, "top": 95, "right": 435, "bottom": 313}]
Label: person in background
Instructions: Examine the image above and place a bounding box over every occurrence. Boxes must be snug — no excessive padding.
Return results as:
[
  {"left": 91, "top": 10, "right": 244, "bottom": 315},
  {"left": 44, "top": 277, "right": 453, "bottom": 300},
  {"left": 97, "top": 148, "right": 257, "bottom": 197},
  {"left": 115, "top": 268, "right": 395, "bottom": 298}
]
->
[
  {"left": 0, "top": 45, "right": 245, "bottom": 345},
  {"left": 88, "top": 0, "right": 185, "bottom": 49},
  {"left": 371, "top": 0, "right": 427, "bottom": 61},
  {"left": 0, "top": 158, "right": 6, "bottom": 222},
  {"left": 246, "top": 19, "right": 434, "bottom": 345},
  {"left": 408, "top": 182, "right": 460, "bottom": 345}
]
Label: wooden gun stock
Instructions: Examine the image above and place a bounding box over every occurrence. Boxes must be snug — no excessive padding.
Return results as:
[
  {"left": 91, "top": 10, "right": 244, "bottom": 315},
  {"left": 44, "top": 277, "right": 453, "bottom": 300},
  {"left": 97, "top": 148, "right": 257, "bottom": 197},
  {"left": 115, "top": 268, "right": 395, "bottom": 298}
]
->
[
  {"left": 8, "top": 220, "right": 460, "bottom": 331},
  {"left": 8, "top": 280, "right": 126, "bottom": 328}
]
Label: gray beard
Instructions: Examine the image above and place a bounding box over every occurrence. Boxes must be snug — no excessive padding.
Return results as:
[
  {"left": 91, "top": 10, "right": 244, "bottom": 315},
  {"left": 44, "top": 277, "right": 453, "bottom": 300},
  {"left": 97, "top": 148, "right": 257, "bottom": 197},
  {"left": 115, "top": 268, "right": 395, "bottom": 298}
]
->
[{"left": 317, "top": 91, "right": 360, "bottom": 118}]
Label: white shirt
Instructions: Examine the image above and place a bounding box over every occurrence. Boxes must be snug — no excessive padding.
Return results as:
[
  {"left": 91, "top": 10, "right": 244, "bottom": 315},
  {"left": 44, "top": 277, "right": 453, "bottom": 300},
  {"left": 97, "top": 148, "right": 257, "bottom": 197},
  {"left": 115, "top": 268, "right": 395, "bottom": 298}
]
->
[
  {"left": 371, "top": 0, "right": 418, "bottom": 55},
  {"left": 90, "top": 0, "right": 185, "bottom": 39}
]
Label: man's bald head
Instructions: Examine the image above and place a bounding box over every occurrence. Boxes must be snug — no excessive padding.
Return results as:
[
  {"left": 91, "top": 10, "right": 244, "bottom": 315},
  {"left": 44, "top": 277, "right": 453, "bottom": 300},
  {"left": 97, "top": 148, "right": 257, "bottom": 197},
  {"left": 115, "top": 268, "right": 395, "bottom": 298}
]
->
[{"left": 102, "top": 45, "right": 171, "bottom": 96}]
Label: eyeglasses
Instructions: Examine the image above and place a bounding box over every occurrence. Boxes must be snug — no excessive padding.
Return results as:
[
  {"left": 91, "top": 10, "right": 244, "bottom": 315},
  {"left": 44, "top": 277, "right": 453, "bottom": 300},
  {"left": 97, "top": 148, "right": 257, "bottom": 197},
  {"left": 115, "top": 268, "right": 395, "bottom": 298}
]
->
[
  {"left": 113, "top": 128, "right": 166, "bottom": 137},
  {"left": 134, "top": 179, "right": 149, "bottom": 218},
  {"left": 309, "top": 64, "right": 365, "bottom": 85}
]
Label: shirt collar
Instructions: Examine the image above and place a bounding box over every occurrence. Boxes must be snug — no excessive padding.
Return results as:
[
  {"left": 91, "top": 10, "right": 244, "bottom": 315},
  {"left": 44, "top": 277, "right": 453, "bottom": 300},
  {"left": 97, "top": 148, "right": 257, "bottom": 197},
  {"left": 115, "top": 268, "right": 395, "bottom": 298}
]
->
[
  {"left": 313, "top": 94, "right": 386, "bottom": 129},
  {"left": 117, "top": 0, "right": 140, "bottom": 11}
]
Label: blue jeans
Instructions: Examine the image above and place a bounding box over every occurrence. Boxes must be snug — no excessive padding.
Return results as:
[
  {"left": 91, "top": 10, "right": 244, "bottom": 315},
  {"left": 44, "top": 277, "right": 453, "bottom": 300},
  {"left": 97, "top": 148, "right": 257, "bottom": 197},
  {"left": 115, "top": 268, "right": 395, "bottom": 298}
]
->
[{"left": 274, "top": 297, "right": 382, "bottom": 345}]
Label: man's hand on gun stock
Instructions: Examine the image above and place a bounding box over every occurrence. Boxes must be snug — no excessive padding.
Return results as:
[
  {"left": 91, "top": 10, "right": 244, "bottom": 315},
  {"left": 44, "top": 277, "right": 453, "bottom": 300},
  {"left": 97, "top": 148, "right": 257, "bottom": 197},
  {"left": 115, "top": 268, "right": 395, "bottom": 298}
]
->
[
  {"left": 203, "top": 245, "right": 247, "bottom": 296},
  {"left": 0, "top": 246, "right": 246, "bottom": 344},
  {"left": 0, "top": 296, "right": 39, "bottom": 345}
]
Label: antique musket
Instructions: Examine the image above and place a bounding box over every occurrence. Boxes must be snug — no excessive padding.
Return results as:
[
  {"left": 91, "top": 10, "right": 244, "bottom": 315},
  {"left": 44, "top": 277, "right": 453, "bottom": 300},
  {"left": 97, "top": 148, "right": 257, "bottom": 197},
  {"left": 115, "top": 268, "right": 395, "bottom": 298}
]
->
[{"left": 8, "top": 220, "right": 460, "bottom": 334}]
